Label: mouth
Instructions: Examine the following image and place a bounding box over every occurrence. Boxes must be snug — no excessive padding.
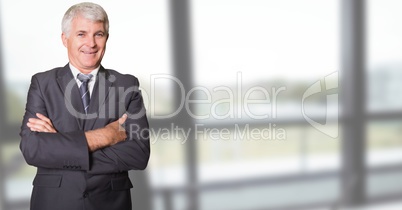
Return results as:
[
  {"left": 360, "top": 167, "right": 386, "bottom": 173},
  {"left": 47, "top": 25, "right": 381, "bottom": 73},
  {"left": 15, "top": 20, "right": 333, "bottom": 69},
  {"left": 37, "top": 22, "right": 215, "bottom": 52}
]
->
[{"left": 81, "top": 50, "right": 98, "bottom": 55}]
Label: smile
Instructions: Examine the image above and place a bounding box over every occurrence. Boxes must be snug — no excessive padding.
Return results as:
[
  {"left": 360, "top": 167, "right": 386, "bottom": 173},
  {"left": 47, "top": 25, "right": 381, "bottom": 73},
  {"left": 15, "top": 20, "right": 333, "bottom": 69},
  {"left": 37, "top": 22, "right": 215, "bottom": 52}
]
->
[{"left": 82, "top": 51, "right": 98, "bottom": 54}]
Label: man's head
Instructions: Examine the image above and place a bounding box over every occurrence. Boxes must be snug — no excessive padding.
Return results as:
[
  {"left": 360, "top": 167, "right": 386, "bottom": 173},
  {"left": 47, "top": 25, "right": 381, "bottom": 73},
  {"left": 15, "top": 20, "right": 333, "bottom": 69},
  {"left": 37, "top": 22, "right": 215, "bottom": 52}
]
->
[{"left": 61, "top": 2, "right": 109, "bottom": 73}]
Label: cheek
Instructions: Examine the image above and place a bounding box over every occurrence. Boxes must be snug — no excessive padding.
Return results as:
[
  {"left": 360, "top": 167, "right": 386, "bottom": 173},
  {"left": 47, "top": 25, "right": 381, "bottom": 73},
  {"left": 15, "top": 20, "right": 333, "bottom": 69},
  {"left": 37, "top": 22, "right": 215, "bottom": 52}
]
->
[
  {"left": 97, "top": 39, "right": 107, "bottom": 49},
  {"left": 70, "top": 40, "right": 84, "bottom": 50},
  {"left": 68, "top": 43, "right": 77, "bottom": 52}
]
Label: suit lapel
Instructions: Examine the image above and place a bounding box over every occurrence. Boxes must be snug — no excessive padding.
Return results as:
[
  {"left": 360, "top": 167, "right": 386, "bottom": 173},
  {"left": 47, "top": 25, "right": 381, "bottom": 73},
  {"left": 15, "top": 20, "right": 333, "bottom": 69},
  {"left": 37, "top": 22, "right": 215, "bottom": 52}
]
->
[
  {"left": 56, "top": 64, "right": 86, "bottom": 128},
  {"left": 85, "top": 67, "right": 113, "bottom": 130}
]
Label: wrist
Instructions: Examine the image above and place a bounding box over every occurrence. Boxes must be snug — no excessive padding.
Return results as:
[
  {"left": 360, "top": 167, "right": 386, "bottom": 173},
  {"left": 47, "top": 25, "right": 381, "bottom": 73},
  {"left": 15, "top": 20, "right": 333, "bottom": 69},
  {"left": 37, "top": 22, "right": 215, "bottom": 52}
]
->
[{"left": 85, "top": 129, "right": 108, "bottom": 152}]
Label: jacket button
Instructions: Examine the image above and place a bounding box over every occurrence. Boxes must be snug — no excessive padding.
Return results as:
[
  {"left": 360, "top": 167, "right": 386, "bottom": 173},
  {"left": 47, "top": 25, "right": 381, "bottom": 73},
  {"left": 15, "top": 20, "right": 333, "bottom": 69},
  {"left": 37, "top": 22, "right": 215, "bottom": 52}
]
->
[{"left": 83, "top": 192, "right": 88, "bottom": 198}]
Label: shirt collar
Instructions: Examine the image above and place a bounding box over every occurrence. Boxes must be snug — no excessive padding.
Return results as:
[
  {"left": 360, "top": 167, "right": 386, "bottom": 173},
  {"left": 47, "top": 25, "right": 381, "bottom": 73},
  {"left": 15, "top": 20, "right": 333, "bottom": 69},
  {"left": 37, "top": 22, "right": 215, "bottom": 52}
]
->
[{"left": 69, "top": 63, "right": 100, "bottom": 80}]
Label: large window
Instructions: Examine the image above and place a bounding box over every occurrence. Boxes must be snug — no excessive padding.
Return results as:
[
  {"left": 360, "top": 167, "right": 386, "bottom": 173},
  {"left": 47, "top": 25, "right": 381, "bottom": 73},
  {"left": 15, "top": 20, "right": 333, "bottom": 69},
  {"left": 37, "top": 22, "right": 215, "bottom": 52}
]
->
[
  {"left": 366, "top": 0, "right": 402, "bottom": 200},
  {"left": 190, "top": 0, "right": 340, "bottom": 209},
  {"left": 1, "top": 0, "right": 402, "bottom": 210}
]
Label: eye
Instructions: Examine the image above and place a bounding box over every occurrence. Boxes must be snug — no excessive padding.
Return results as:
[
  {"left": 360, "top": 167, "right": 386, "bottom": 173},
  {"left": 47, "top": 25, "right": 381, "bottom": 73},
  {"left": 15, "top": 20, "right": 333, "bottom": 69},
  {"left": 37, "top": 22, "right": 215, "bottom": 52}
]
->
[
  {"left": 96, "top": 33, "right": 104, "bottom": 37},
  {"left": 77, "top": 33, "right": 84, "bottom": 37}
]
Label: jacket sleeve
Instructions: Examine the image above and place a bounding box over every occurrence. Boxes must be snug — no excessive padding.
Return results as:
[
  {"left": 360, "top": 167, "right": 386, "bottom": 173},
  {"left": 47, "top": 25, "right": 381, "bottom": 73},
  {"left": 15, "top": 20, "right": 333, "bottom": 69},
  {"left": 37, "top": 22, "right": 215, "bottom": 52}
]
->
[
  {"left": 87, "top": 77, "right": 150, "bottom": 174},
  {"left": 19, "top": 75, "right": 90, "bottom": 170}
]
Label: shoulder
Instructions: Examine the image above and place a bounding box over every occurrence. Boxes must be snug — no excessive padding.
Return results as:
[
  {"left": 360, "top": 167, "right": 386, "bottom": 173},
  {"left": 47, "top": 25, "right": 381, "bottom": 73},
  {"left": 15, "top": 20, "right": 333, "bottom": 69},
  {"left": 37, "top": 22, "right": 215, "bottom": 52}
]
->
[
  {"left": 32, "top": 66, "right": 66, "bottom": 81},
  {"left": 104, "top": 68, "right": 140, "bottom": 85}
]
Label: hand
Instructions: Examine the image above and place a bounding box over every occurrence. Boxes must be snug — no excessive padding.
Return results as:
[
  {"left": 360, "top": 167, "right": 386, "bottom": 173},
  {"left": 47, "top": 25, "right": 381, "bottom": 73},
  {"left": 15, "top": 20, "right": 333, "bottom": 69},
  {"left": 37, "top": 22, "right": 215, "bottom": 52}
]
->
[
  {"left": 27, "top": 113, "right": 57, "bottom": 133},
  {"left": 86, "top": 114, "right": 128, "bottom": 152},
  {"left": 103, "top": 114, "right": 128, "bottom": 145}
]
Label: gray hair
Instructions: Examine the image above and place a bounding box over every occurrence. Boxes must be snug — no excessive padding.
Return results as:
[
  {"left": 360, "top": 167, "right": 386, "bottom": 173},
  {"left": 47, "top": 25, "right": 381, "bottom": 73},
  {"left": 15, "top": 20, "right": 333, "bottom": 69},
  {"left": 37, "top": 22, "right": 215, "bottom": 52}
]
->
[{"left": 62, "top": 2, "right": 109, "bottom": 37}]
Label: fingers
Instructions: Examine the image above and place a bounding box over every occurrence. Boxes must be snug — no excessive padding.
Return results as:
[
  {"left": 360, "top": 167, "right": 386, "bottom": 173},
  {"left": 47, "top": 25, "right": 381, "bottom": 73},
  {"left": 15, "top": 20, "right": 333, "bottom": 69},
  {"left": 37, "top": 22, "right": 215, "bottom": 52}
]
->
[
  {"left": 36, "top": 113, "right": 52, "bottom": 125},
  {"left": 27, "top": 113, "right": 56, "bottom": 133},
  {"left": 27, "top": 119, "right": 51, "bottom": 132},
  {"left": 27, "top": 118, "right": 54, "bottom": 133},
  {"left": 118, "top": 113, "right": 128, "bottom": 125},
  {"left": 116, "top": 114, "right": 127, "bottom": 142}
]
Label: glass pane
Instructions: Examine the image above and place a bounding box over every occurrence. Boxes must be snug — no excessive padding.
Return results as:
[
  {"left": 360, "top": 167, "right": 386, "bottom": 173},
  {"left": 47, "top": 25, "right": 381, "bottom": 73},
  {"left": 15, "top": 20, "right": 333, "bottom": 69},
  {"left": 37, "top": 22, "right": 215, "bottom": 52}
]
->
[
  {"left": 148, "top": 133, "right": 186, "bottom": 188},
  {"left": 304, "top": 123, "right": 340, "bottom": 172},
  {"left": 366, "top": 120, "right": 402, "bottom": 205},
  {"left": 367, "top": 120, "right": 402, "bottom": 166},
  {"left": 367, "top": 0, "right": 402, "bottom": 111},
  {"left": 367, "top": 170, "right": 402, "bottom": 199},
  {"left": 2, "top": 141, "right": 35, "bottom": 204},
  {"left": 192, "top": 0, "right": 339, "bottom": 86},
  {"left": 366, "top": 0, "right": 402, "bottom": 174},
  {"left": 197, "top": 124, "right": 302, "bottom": 182},
  {"left": 366, "top": 0, "right": 402, "bottom": 204},
  {"left": 200, "top": 177, "right": 339, "bottom": 210},
  {"left": 191, "top": 1, "right": 340, "bottom": 208},
  {"left": 197, "top": 124, "right": 340, "bottom": 183}
]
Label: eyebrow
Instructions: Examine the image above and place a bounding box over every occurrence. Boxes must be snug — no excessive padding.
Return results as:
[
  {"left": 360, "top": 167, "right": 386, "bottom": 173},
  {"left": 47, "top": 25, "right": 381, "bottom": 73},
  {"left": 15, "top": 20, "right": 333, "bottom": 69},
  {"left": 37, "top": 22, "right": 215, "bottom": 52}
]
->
[
  {"left": 76, "top": 30, "right": 87, "bottom": 34},
  {"left": 75, "top": 30, "right": 105, "bottom": 35}
]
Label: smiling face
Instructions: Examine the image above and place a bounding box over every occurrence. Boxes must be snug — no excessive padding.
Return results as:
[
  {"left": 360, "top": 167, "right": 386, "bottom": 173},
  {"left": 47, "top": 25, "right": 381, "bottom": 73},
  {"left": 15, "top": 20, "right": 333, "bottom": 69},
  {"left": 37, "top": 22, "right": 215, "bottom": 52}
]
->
[{"left": 62, "top": 15, "right": 108, "bottom": 74}]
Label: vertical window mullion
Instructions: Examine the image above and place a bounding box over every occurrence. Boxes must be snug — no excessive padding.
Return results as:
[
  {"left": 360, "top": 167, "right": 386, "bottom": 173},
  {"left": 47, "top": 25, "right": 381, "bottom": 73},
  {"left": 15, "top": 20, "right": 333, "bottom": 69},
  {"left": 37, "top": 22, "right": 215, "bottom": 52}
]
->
[
  {"left": 340, "top": 0, "right": 367, "bottom": 207},
  {"left": 169, "top": 0, "right": 199, "bottom": 209}
]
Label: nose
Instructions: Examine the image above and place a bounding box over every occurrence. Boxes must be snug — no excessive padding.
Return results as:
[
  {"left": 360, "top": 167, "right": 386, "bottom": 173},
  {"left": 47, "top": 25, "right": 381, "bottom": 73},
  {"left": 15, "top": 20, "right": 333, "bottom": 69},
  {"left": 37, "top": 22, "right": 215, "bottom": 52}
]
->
[{"left": 86, "top": 36, "right": 96, "bottom": 47}]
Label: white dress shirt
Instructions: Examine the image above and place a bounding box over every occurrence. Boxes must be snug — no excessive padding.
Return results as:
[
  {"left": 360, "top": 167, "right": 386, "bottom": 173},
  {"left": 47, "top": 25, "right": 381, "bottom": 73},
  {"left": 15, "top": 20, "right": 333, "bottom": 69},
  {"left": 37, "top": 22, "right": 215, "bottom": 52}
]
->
[{"left": 69, "top": 63, "right": 99, "bottom": 98}]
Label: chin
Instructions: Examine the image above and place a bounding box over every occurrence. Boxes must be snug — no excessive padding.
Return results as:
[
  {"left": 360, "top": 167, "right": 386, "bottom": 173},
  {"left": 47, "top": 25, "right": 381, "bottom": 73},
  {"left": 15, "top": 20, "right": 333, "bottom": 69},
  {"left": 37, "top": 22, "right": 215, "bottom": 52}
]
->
[{"left": 81, "top": 61, "right": 99, "bottom": 68}]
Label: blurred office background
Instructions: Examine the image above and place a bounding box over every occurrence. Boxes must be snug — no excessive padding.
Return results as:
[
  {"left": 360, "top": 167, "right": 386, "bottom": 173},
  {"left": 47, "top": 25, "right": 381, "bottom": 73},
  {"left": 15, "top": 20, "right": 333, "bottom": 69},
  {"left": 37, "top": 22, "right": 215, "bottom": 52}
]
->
[{"left": 1, "top": 0, "right": 402, "bottom": 209}]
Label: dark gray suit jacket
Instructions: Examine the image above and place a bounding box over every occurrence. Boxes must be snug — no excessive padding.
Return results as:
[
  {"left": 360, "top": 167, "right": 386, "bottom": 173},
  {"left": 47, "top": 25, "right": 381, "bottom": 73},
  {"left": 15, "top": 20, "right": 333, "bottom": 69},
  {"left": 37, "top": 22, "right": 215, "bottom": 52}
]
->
[{"left": 20, "top": 64, "right": 150, "bottom": 210}]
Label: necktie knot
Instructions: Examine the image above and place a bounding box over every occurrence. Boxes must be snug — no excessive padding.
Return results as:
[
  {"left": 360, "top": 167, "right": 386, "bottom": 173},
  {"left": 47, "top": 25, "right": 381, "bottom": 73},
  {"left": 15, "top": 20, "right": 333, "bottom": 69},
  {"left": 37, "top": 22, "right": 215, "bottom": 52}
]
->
[{"left": 77, "top": 73, "right": 93, "bottom": 83}]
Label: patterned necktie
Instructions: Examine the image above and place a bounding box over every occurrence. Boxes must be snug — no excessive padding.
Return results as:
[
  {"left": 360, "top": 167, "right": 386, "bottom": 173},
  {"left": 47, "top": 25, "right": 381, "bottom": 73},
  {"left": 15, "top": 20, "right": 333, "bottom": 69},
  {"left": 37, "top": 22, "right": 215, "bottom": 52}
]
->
[{"left": 77, "top": 73, "right": 93, "bottom": 115}]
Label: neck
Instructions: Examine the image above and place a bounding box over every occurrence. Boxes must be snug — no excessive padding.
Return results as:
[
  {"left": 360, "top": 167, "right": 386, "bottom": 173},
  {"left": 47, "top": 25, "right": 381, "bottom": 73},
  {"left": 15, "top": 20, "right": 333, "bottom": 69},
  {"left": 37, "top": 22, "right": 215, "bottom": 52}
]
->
[{"left": 70, "top": 63, "right": 100, "bottom": 74}]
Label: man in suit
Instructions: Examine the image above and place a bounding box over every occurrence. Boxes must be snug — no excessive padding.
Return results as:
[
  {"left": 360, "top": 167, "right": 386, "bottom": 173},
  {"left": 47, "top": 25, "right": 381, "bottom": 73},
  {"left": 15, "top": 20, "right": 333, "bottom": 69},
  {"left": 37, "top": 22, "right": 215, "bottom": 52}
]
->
[{"left": 19, "top": 2, "right": 150, "bottom": 210}]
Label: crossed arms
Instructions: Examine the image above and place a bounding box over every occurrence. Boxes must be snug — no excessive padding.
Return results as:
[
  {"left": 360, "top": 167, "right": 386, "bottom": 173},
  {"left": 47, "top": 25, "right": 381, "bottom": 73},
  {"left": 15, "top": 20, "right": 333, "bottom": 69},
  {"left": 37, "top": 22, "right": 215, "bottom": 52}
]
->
[
  {"left": 20, "top": 73, "right": 150, "bottom": 174},
  {"left": 27, "top": 113, "right": 127, "bottom": 152}
]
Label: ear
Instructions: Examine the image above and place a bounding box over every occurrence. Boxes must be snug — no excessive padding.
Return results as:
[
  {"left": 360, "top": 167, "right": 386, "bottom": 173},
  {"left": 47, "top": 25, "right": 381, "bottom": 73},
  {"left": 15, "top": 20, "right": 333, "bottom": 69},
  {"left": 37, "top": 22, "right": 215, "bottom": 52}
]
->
[{"left": 61, "top": 33, "right": 68, "bottom": 47}]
